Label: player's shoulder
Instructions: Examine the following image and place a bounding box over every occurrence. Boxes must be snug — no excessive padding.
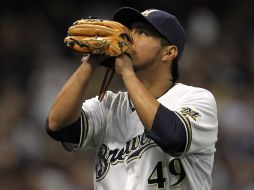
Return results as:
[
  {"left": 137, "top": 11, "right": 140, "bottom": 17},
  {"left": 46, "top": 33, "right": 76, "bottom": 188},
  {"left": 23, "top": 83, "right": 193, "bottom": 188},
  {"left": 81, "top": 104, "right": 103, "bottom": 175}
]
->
[
  {"left": 84, "top": 91, "right": 127, "bottom": 107},
  {"left": 165, "top": 83, "right": 217, "bottom": 108},
  {"left": 103, "top": 90, "right": 128, "bottom": 105},
  {"left": 104, "top": 90, "right": 128, "bottom": 100},
  {"left": 173, "top": 83, "right": 215, "bottom": 98}
]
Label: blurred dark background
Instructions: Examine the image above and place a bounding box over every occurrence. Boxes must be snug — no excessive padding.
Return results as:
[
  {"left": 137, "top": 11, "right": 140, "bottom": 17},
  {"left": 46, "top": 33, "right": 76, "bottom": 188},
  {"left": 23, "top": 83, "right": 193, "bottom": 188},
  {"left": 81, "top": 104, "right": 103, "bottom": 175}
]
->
[{"left": 0, "top": 0, "right": 254, "bottom": 189}]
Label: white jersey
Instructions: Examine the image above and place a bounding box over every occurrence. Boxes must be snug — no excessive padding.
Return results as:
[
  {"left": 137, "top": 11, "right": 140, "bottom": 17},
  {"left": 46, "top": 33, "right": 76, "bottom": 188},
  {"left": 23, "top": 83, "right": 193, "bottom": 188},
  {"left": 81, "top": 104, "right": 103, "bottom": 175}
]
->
[{"left": 63, "top": 83, "right": 218, "bottom": 190}]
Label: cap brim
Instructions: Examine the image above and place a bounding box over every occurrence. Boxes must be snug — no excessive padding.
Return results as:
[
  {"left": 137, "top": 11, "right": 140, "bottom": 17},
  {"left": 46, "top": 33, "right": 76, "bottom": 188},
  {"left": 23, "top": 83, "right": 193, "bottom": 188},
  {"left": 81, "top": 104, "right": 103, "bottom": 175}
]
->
[
  {"left": 113, "top": 7, "right": 149, "bottom": 28},
  {"left": 113, "top": 7, "right": 168, "bottom": 43}
]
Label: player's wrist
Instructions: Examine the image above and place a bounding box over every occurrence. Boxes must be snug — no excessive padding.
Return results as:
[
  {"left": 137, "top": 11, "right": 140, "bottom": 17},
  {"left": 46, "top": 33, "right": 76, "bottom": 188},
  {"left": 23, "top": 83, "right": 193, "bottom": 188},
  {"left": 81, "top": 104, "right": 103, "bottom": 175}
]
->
[
  {"left": 78, "top": 56, "right": 98, "bottom": 79},
  {"left": 121, "top": 69, "right": 136, "bottom": 80}
]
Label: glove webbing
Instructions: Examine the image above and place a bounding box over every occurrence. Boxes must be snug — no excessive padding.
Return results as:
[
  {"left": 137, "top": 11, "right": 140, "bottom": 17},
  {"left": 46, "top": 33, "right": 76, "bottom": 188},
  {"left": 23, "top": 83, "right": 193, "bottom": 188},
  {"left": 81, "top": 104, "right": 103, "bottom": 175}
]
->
[{"left": 98, "top": 67, "right": 115, "bottom": 102}]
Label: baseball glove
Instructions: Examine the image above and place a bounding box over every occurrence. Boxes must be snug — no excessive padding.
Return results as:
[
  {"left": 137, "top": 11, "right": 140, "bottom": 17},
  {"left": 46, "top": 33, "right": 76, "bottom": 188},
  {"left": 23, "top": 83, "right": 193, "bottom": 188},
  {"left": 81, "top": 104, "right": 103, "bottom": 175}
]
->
[
  {"left": 64, "top": 18, "right": 133, "bottom": 102},
  {"left": 64, "top": 18, "right": 133, "bottom": 57}
]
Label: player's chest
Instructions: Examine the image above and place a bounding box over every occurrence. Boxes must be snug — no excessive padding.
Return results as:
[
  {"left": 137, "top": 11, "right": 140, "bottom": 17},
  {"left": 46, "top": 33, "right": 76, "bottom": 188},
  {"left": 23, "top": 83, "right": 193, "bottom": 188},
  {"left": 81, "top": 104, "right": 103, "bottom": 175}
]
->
[
  {"left": 95, "top": 131, "right": 164, "bottom": 182},
  {"left": 104, "top": 110, "right": 144, "bottom": 143}
]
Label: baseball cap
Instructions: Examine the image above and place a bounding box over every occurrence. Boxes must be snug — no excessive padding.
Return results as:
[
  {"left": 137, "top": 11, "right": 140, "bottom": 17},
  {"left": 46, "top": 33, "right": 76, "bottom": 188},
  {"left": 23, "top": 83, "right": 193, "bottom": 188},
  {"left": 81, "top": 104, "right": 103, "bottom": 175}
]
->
[{"left": 113, "top": 7, "right": 186, "bottom": 62}]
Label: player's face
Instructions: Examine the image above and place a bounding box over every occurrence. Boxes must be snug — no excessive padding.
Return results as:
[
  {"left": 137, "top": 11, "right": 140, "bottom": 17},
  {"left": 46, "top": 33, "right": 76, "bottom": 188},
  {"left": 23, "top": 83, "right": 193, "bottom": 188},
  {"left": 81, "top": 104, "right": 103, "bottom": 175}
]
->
[{"left": 130, "top": 22, "right": 163, "bottom": 72}]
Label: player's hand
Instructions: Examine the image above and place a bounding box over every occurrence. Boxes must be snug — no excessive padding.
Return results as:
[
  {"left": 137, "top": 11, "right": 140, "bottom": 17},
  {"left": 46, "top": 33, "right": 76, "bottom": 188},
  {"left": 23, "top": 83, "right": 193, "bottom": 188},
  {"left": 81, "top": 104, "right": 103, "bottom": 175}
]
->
[
  {"left": 115, "top": 52, "right": 135, "bottom": 77},
  {"left": 81, "top": 54, "right": 108, "bottom": 69}
]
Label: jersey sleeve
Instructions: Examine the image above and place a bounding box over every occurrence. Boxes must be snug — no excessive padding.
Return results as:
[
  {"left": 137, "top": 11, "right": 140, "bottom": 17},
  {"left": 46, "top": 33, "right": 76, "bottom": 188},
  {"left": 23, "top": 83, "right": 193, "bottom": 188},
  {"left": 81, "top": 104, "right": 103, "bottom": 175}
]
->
[
  {"left": 174, "top": 88, "right": 218, "bottom": 155},
  {"left": 60, "top": 111, "right": 88, "bottom": 152},
  {"left": 62, "top": 92, "right": 115, "bottom": 152},
  {"left": 80, "top": 96, "right": 107, "bottom": 149}
]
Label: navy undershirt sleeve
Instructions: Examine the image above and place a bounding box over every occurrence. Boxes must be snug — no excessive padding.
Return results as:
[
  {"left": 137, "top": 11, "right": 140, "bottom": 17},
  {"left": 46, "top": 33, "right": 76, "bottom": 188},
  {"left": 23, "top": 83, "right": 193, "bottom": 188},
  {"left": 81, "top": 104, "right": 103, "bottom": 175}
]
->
[
  {"left": 46, "top": 117, "right": 81, "bottom": 144},
  {"left": 145, "top": 104, "right": 187, "bottom": 156}
]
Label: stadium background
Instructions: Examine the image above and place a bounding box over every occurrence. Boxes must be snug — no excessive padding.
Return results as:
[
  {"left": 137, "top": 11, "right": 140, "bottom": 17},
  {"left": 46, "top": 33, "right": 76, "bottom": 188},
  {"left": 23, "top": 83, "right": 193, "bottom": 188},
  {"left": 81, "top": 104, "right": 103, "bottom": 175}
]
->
[{"left": 0, "top": 0, "right": 253, "bottom": 189}]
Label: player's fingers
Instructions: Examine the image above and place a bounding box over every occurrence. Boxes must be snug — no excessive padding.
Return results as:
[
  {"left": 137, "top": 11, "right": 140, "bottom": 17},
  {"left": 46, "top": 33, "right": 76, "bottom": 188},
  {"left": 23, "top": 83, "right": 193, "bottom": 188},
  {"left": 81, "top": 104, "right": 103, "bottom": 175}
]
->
[
  {"left": 81, "top": 54, "right": 90, "bottom": 63},
  {"left": 81, "top": 54, "right": 108, "bottom": 66},
  {"left": 118, "top": 52, "right": 132, "bottom": 60}
]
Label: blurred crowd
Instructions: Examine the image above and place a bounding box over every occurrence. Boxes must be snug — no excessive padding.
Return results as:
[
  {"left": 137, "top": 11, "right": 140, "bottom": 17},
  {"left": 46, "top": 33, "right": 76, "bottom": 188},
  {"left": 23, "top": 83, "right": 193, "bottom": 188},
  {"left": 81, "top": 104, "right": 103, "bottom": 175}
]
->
[{"left": 0, "top": 0, "right": 253, "bottom": 189}]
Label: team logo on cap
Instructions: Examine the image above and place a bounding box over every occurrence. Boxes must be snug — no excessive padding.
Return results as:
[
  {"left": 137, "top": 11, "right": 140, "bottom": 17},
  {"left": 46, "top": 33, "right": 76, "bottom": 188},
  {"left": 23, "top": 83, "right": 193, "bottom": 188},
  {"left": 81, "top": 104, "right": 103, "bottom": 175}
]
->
[{"left": 142, "top": 9, "right": 158, "bottom": 16}]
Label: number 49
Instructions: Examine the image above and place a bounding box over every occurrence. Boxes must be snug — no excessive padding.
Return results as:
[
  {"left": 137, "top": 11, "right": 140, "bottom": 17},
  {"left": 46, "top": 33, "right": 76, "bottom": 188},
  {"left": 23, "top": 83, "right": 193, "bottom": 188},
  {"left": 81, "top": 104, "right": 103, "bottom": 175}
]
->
[{"left": 148, "top": 159, "right": 186, "bottom": 188}]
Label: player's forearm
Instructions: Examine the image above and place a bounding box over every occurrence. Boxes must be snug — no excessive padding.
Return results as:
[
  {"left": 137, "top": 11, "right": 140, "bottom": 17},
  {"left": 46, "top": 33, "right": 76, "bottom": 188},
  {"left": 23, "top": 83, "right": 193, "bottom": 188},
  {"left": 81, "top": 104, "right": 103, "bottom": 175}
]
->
[
  {"left": 48, "top": 59, "right": 96, "bottom": 131},
  {"left": 122, "top": 72, "right": 159, "bottom": 131}
]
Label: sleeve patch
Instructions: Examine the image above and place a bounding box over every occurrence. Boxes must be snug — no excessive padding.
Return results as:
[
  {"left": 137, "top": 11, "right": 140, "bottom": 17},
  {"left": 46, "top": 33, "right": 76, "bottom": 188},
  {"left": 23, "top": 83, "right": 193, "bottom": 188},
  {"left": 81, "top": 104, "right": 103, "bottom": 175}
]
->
[{"left": 180, "top": 107, "right": 201, "bottom": 121}]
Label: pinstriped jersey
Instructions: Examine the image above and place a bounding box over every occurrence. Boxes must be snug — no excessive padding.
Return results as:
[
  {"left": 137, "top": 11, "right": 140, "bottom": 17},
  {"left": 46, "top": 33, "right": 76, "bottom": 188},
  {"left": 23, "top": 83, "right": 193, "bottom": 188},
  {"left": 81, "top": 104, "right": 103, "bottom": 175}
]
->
[{"left": 62, "top": 83, "right": 218, "bottom": 190}]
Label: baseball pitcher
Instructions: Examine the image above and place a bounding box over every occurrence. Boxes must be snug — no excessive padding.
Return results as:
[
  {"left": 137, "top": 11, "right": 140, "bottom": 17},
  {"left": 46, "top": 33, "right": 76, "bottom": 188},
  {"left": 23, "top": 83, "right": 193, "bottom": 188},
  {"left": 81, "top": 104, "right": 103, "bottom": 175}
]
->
[{"left": 46, "top": 7, "right": 218, "bottom": 190}]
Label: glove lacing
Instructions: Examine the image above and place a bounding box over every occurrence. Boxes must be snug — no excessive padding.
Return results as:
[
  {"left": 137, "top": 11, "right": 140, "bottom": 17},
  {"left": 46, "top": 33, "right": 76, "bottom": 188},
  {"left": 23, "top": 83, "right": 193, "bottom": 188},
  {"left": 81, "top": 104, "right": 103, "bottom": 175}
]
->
[{"left": 98, "top": 67, "right": 115, "bottom": 102}]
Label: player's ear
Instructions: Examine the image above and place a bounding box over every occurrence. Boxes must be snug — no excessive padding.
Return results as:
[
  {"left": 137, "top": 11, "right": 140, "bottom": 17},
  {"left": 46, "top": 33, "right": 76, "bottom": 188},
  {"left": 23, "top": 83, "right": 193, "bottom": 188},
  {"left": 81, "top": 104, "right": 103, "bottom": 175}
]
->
[{"left": 161, "top": 45, "right": 178, "bottom": 63}]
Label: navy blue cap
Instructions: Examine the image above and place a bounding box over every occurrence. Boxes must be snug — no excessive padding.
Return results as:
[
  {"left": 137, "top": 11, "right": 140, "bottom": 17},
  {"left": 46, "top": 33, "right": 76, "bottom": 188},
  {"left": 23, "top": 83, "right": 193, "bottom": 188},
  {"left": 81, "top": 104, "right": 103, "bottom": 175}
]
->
[{"left": 113, "top": 7, "right": 186, "bottom": 62}]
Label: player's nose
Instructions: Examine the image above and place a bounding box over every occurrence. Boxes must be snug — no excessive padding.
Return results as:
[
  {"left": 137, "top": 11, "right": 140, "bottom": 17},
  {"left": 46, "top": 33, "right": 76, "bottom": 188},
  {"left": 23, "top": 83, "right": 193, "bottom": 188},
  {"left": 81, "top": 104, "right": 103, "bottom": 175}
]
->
[
  {"left": 130, "top": 31, "right": 137, "bottom": 46},
  {"left": 131, "top": 30, "right": 137, "bottom": 40}
]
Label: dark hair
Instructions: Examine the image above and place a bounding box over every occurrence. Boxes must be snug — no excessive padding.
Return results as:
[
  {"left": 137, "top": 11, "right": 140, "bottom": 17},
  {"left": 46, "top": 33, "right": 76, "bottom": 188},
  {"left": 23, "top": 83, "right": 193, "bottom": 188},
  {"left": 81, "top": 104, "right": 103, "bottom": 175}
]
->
[{"left": 160, "top": 38, "right": 179, "bottom": 83}]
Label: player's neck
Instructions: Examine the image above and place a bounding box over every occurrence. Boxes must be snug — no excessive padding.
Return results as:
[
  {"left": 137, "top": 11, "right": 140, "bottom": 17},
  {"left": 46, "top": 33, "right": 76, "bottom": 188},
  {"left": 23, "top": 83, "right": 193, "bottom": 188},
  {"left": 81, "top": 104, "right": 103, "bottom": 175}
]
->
[{"left": 137, "top": 68, "right": 173, "bottom": 98}]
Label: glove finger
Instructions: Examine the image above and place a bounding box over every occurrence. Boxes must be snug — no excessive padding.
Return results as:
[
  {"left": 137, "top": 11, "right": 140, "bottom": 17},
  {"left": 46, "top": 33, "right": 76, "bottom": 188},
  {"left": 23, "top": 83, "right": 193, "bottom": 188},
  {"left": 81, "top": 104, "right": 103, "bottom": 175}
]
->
[
  {"left": 72, "top": 19, "right": 132, "bottom": 42},
  {"left": 68, "top": 24, "right": 115, "bottom": 37},
  {"left": 64, "top": 36, "right": 111, "bottom": 54}
]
